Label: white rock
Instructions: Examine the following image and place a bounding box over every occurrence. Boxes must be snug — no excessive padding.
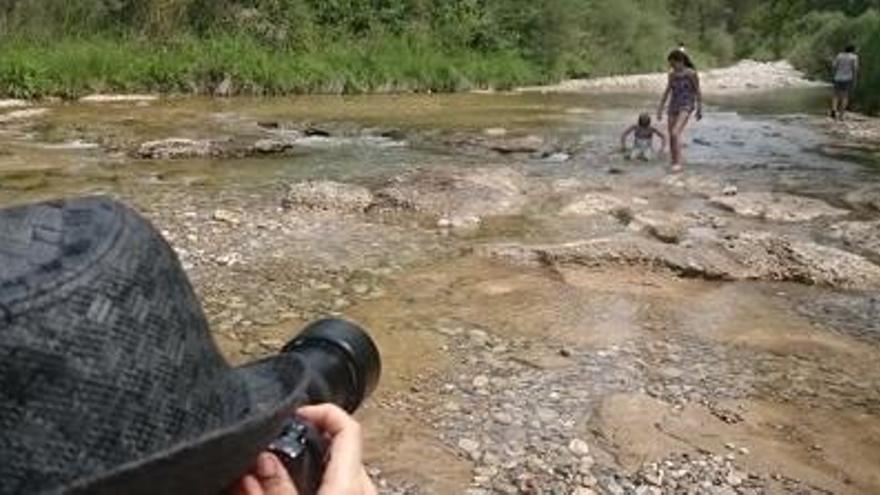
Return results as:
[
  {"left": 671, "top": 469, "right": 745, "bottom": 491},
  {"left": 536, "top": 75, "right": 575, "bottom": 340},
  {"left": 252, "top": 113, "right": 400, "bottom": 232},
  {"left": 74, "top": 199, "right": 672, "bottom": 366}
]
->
[
  {"left": 726, "top": 470, "right": 744, "bottom": 487},
  {"left": 568, "top": 439, "right": 591, "bottom": 456},
  {"left": 458, "top": 438, "right": 481, "bottom": 460},
  {"left": 212, "top": 209, "right": 241, "bottom": 225},
  {"left": 484, "top": 127, "right": 508, "bottom": 137}
]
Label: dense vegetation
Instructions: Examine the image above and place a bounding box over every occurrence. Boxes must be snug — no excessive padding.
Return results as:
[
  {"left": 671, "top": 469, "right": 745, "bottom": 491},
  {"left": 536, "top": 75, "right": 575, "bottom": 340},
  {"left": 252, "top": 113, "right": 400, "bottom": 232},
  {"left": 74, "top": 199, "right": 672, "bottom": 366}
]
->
[{"left": 0, "top": 0, "right": 877, "bottom": 111}]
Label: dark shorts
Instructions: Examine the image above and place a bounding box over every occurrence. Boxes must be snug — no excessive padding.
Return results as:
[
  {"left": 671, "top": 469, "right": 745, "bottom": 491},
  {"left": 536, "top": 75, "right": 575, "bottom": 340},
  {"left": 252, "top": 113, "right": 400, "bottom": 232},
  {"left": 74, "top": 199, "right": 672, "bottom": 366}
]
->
[{"left": 834, "top": 80, "right": 853, "bottom": 94}]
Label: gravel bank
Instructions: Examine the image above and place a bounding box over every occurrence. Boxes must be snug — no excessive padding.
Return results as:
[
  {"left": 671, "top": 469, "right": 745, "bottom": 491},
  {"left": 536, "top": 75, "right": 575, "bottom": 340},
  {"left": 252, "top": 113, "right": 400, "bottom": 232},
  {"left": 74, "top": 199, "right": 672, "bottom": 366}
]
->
[{"left": 521, "top": 60, "right": 825, "bottom": 95}]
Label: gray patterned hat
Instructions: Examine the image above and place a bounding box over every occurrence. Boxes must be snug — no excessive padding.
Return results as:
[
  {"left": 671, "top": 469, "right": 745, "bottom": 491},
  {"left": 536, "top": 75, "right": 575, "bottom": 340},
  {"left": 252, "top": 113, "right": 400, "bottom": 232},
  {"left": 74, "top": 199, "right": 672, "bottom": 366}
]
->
[{"left": 0, "top": 197, "right": 309, "bottom": 495}]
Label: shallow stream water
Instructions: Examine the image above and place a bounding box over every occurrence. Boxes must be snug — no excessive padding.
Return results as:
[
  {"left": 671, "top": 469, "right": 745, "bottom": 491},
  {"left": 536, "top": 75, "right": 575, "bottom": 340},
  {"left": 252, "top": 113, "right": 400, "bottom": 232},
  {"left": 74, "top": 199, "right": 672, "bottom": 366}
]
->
[{"left": 2, "top": 88, "right": 879, "bottom": 493}]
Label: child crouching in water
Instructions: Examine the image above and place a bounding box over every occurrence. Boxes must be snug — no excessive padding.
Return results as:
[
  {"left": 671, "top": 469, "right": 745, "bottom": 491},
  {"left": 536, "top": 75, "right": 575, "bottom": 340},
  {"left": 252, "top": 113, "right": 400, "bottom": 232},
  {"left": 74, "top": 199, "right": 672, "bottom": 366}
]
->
[{"left": 620, "top": 113, "right": 666, "bottom": 161}]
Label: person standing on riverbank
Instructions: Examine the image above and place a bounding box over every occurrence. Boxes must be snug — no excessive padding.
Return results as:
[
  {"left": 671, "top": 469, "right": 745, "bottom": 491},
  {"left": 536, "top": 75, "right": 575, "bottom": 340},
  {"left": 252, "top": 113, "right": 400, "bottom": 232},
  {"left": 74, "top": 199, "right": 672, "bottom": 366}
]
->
[
  {"left": 831, "top": 45, "right": 859, "bottom": 121},
  {"left": 657, "top": 50, "right": 702, "bottom": 173}
]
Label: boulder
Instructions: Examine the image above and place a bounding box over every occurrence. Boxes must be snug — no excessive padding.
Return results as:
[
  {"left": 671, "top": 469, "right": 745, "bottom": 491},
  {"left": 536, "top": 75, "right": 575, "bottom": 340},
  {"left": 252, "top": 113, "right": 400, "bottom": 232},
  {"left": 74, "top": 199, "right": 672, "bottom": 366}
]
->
[
  {"left": 284, "top": 181, "right": 373, "bottom": 213},
  {"left": 136, "top": 136, "right": 302, "bottom": 159},
  {"left": 135, "top": 138, "right": 221, "bottom": 159},
  {"left": 252, "top": 138, "right": 296, "bottom": 154},
  {"left": 710, "top": 192, "right": 848, "bottom": 222}
]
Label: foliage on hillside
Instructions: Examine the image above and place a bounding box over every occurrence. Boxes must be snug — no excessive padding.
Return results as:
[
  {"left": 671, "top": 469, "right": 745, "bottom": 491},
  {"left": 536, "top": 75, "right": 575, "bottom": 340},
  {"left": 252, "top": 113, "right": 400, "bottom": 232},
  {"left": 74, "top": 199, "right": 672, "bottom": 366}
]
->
[{"left": 0, "top": 0, "right": 877, "bottom": 112}]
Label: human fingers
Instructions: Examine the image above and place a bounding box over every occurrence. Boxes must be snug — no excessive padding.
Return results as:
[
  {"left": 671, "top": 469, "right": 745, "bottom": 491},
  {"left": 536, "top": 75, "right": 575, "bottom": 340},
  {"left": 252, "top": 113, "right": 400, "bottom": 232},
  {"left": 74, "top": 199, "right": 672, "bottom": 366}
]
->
[
  {"left": 229, "top": 474, "right": 265, "bottom": 495},
  {"left": 297, "top": 404, "right": 360, "bottom": 439},
  {"left": 253, "top": 452, "right": 299, "bottom": 495},
  {"left": 361, "top": 467, "right": 379, "bottom": 495},
  {"left": 297, "top": 405, "right": 366, "bottom": 494}
]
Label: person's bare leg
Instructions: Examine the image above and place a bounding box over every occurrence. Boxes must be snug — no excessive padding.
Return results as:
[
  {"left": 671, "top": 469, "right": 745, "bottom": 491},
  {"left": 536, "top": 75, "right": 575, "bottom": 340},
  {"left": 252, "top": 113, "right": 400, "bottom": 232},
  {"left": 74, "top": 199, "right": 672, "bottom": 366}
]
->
[
  {"left": 840, "top": 93, "right": 849, "bottom": 120},
  {"left": 670, "top": 112, "right": 691, "bottom": 172},
  {"left": 831, "top": 93, "right": 839, "bottom": 118},
  {"left": 668, "top": 117, "right": 678, "bottom": 165}
]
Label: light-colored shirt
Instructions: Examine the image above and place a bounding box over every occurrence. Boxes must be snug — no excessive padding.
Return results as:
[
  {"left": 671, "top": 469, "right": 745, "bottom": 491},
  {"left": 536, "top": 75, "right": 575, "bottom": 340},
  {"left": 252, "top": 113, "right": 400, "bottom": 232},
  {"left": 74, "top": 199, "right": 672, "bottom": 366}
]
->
[{"left": 834, "top": 52, "right": 859, "bottom": 82}]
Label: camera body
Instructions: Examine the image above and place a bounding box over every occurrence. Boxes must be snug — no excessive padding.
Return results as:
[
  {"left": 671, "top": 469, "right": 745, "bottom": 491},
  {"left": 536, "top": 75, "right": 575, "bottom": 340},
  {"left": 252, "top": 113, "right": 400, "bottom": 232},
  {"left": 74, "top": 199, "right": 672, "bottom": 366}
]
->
[
  {"left": 267, "top": 319, "right": 380, "bottom": 495},
  {"left": 270, "top": 419, "right": 328, "bottom": 494}
]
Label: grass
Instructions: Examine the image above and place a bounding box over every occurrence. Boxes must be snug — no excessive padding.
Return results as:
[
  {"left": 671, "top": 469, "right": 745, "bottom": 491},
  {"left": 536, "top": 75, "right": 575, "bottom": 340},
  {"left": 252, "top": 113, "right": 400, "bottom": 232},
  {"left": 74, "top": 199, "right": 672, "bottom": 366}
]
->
[{"left": 0, "top": 35, "right": 547, "bottom": 99}]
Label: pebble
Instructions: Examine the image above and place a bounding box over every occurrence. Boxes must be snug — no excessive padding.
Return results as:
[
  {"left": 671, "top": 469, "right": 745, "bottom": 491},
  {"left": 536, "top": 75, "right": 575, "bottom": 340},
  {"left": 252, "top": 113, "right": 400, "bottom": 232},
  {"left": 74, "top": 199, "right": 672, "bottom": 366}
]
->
[
  {"left": 580, "top": 474, "right": 598, "bottom": 487},
  {"left": 212, "top": 209, "right": 241, "bottom": 225},
  {"left": 727, "top": 470, "right": 744, "bottom": 487},
  {"left": 492, "top": 411, "right": 514, "bottom": 425},
  {"left": 472, "top": 375, "right": 490, "bottom": 389},
  {"left": 568, "top": 439, "right": 591, "bottom": 457},
  {"left": 458, "top": 438, "right": 481, "bottom": 460}
]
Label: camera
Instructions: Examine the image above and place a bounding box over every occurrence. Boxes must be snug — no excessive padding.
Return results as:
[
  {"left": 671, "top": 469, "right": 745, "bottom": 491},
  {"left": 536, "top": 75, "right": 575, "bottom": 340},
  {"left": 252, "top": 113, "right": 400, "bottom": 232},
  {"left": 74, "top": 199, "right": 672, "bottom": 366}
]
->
[{"left": 268, "top": 319, "right": 381, "bottom": 495}]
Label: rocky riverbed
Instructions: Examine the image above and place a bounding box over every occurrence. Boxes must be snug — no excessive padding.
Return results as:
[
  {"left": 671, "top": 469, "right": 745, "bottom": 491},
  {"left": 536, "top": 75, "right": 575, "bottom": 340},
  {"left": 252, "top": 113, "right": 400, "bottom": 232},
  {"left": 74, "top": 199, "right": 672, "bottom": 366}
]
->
[{"left": 1, "top": 86, "right": 879, "bottom": 494}]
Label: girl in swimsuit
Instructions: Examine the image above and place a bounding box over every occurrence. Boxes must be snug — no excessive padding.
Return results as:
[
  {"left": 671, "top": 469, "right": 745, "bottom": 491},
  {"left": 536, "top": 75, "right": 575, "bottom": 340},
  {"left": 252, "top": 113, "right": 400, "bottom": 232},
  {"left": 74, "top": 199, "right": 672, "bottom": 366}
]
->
[{"left": 657, "top": 50, "right": 702, "bottom": 172}]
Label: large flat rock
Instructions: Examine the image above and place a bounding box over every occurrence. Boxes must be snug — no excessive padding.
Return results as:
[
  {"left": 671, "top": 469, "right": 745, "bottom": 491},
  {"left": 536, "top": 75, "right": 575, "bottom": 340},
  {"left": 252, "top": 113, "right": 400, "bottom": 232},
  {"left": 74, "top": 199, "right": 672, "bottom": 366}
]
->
[
  {"left": 373, "top": 166, "right": 530, "bottom": 223},
  {"left": 710, "top": 192, "right": 848, "bottom": 222},
  {"left": 475, "top": 231, "right": 880, "bottom": 290}
]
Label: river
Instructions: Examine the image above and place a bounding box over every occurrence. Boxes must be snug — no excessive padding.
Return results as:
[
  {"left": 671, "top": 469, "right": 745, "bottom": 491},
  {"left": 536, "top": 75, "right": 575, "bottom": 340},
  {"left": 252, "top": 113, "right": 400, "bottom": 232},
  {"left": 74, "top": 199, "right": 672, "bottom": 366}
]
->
[{"left": 1, "top": 88, "right": 879, "bottom": 494}]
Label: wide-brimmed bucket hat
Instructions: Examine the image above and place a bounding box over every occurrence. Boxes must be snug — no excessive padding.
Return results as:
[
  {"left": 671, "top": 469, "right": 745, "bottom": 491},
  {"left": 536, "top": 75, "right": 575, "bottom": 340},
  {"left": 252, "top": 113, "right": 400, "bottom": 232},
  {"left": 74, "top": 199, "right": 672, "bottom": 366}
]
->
[{"left": 0, "top": 197, "right": 361, "bottom": 495}]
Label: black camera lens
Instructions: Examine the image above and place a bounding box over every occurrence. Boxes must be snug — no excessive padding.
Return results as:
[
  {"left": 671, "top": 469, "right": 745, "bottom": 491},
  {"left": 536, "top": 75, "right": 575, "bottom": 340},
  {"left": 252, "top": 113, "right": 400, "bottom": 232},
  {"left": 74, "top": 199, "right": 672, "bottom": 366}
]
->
[{"left": 282, "top": 319, "right": 381, "bottom": 413}]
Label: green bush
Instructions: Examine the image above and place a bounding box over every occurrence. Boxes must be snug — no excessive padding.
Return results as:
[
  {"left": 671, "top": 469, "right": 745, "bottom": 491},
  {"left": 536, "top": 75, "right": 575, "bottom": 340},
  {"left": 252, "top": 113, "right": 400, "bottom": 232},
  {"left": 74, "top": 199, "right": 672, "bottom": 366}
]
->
[{"left": 854, "top": 19, "right": 880, "bottom": 114}]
